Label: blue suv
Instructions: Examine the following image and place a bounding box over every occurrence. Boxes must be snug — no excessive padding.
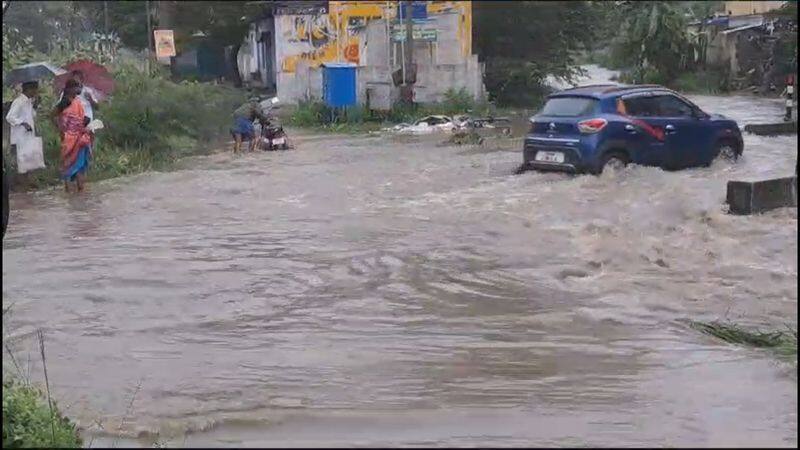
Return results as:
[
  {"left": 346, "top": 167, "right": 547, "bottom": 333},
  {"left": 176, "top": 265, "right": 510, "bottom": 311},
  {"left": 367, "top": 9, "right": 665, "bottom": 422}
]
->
[{"left": 522, "top": 84, "right": 743, "bottom": 174}]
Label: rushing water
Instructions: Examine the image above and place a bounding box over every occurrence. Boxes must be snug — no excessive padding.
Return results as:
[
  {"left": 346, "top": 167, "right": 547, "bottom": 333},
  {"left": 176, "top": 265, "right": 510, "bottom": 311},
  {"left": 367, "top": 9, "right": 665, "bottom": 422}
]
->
[{"left": 2, "top": 66, "right": 797, "bottom": 447}]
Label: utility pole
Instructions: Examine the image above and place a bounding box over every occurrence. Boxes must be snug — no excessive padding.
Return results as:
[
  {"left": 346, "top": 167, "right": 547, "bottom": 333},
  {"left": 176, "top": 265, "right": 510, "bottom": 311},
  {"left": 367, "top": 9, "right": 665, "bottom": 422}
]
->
[
  {"left": 146, "top": 0, "right": 153, "bottom": 74},
  {"left": 401, "top": 0, "right": 415, "bottom": 105},
  {"left": 103, "top": 1, "right": 109, "bottom": 34}
]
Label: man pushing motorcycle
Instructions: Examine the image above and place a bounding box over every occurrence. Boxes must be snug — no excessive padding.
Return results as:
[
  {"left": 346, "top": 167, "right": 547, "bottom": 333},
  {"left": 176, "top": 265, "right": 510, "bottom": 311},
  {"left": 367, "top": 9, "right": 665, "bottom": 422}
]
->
[{"left": 230, "top": 96, "right": 271, "bottom": 154}]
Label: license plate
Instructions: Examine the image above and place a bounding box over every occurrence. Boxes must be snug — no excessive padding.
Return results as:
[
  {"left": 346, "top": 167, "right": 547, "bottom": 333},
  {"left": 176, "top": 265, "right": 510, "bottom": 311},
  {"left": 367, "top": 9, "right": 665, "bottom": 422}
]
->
[
  {"left": 535, "top": 151, "right": 565, "bottom": 163},
  {"left": 272, "top": 137, "right": 285, "bottom": 145}
]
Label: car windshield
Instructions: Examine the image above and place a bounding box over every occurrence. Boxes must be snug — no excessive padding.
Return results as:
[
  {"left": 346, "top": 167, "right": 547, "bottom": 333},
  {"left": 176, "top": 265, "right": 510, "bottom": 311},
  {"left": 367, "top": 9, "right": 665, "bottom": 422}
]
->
[{"left": 540, "top": 97, "right": 597, "bottom": 117}]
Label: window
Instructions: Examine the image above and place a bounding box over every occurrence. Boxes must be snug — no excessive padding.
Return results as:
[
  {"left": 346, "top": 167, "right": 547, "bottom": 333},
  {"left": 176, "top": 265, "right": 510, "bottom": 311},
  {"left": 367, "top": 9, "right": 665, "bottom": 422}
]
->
[
  {"left": 654, "top": 95, "right": 694, "bottom": 117},
  {"left": 540, "top": 97, "right": 598, "bottom": 117},
  {"left": 622, "top": 96, "right": 660, "bottom": 117}
]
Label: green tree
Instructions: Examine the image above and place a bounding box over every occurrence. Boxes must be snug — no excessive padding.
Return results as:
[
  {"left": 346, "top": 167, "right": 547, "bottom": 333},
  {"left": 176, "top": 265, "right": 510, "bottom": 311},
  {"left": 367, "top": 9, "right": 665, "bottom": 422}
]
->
[
  {"left": 473, "top": 1, "right": 598, "bottom": 106},
  {"left": 609, "top": 1, "right": 699, "bottom": 84},
  {"left": 73, "top": 0, "right": 149, "bottom": 49},
  {"left": 2, "top": 1, "right": 90, "bottom": 53}
]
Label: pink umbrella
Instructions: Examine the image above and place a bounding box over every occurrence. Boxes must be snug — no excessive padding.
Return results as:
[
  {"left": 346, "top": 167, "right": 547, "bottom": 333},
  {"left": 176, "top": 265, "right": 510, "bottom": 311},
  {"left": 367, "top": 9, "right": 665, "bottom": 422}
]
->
[{"left": 53, "top": 60, "right": 115, "bottom": 101}]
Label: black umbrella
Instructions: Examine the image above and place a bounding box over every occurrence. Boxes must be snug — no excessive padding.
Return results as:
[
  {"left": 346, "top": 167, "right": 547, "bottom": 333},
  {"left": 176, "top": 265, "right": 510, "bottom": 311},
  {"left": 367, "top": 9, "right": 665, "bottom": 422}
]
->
[{"left": 3, "top": 62, "right": 67, "bottom": 86}]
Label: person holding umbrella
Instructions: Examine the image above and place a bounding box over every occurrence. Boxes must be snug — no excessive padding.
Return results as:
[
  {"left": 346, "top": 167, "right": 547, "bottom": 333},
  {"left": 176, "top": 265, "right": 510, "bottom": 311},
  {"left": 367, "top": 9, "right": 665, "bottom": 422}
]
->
[{"left": 5, "top": 81, "right": 39, "bottom": 152}]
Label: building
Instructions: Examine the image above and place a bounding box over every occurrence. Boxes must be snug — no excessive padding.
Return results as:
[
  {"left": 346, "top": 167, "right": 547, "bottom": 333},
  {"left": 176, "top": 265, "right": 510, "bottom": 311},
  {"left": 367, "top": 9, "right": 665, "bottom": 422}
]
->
[
  {"left": 238, "top": 1, "right": 484, "bottom": 108},
  {"left": 723, "top": 1, "right": 786, "bottom": 17},
  {"left": 691, "top": 0, "right": 794, "bottom": 90}
]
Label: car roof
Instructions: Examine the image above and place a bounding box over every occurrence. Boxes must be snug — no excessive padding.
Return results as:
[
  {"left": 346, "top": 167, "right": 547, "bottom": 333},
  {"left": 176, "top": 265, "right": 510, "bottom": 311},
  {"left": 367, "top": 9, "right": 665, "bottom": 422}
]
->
[{"left": 549, "top": 84, "right": 674, "bottom": 99}]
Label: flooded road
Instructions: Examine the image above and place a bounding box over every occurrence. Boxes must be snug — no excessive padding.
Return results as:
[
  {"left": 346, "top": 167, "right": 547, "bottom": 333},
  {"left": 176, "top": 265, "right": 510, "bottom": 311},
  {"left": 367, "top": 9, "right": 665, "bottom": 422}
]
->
[{"left": 2, "top": 66, "right": 797, "bottom": 447}]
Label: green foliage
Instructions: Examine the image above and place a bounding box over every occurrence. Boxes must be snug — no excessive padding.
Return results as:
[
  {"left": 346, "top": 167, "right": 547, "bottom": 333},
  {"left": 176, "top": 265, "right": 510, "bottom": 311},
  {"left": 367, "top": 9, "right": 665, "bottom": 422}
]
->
[
  {"left": 100, "top": 64, "right": 242, "bottom": 149},
  {"left": 165, "top": 1, "right": 262, "bottom": 48},
  {"left": 5, "top": 1, "right": 262, "bottom": 53},
  {"left": 439, "top": 88, "right": 476, "bottom": 116},
  {"left": 614, "top": 2, "right": 699, "bottom": 83},
  {"left": 474, "top": 1, "right": 596, "bottom": 106},
  {"left": 774, "top": 31, "right": 798, "bottom": 77},
  {"left": 2, "top": 1, "right": 91, "bottom": 53},
  {"left": 689, "top": 321, "right": 798, "bottom": 362},
  {"left": 289, "top": 100, "right": 332, "bottom": 128},
  {"left": 670, "top": 69, "right": 730, "bottom": 94},
  {"left": 72, "top": 0, "right": 149, "bottom": 49},
  {"left": 2, "top": 379, "right": 82, "bottom": 448},
  {"left": 482, "top": 59, "right": 555, "bottom": 107},
  {"left": 2, "top": 31, "right": 36, "bottom": 73},
  {"left": 679, "top": 0, "right": 725, "bottom": 21}
]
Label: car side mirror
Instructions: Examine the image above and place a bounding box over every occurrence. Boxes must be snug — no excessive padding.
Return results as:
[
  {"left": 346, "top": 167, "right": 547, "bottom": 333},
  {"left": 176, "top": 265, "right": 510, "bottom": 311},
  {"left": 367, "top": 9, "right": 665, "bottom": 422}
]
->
[{"left": 693, "top": 109, "right": 709, "bottom": 120}]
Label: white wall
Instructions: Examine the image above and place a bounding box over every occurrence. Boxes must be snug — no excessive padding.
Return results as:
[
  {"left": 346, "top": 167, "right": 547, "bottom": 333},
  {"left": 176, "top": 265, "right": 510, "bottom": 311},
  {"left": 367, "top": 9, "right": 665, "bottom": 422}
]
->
[{"left": 272, "top": 12, "right": 484, "bottom": 106}]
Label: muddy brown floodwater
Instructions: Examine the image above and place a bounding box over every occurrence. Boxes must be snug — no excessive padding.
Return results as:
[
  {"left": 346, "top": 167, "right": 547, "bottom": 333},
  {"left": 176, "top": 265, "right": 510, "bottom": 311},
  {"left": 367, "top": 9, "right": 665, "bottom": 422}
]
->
[{"left": 2, "top": 67, "right": 797, "bottom": 447}]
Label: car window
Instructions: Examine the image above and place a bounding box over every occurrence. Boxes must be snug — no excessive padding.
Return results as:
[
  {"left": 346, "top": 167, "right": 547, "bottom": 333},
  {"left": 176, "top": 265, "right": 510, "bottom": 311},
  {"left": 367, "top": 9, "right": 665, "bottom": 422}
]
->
[
  {"left": 540, "top": 97, "right": 597, "bottom": 117},
  {"left": 622, "top": 96, "right": 659, "bottom": 117},
  {"left": 654, "top": 95, "right": 694, "bottom": 117}
]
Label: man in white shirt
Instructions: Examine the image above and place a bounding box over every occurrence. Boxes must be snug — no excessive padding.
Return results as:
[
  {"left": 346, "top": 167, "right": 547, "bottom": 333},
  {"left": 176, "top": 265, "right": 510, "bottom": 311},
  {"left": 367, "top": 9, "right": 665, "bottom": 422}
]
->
[{"left": 5, "top": 81, "right": 39, "bottom": 149}]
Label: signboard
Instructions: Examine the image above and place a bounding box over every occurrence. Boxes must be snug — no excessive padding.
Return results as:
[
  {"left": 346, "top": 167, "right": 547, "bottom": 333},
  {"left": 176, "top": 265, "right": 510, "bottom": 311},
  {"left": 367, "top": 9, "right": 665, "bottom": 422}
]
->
[
  {"left": 153, "top": 29, "right": 176, "bottom": 58},
  {"left": 391, "top": 24, "right": 438, "bottom": 42},
  {"left": 397, "top": 1, "right": 428, "bottom": 20}
]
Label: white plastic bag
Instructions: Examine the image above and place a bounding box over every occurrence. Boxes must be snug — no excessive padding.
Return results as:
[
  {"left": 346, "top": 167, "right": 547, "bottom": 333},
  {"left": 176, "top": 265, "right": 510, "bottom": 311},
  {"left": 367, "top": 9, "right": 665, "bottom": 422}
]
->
[
  {"left": 87, "top": 119, "right": 104, "bottom": 132},
  {"left": 16, "top": 135, "right": 45, "bottom": 174}
]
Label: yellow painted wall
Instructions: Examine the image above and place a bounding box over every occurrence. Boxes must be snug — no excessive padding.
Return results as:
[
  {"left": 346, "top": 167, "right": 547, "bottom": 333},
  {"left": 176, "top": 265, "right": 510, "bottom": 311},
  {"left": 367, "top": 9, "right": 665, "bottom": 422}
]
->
[
  {"left": 279, "top": 1, "right": 472, "bottom": 73},
  {"left": 723, "top": 1, "right": 786, "bottom": 16}
]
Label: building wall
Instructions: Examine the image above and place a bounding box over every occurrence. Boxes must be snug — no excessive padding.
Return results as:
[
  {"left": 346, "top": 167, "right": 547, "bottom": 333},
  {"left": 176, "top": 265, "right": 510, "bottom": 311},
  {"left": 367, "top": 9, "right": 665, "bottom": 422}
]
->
[
  {"left": 271, "top": 1, "right": 483, "bottom": 106},
  {"left": 239, "top": 19, "right": 276, "bottom": 89},
  {"left": 723, "top": 1, "right": 786, "bottom": 16}
]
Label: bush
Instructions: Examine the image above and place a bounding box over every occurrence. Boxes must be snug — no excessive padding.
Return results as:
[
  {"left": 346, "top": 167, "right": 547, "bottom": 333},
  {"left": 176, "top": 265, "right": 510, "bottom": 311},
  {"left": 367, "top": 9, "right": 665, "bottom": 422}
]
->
[
  {"left": 2, "top": 379, "right": 82, "bottom": 448},
  {"left": 618, "top": 67, "right": 670, "bottom": 86},
  {"left": 98, "top": 64, "right": 242, "bottom": 150},
  {"left": 616, "top": 67, "right": 731, "bottom": 94},
  {"left": 671, "top": 69, "right": 730, "bottom": 94}
]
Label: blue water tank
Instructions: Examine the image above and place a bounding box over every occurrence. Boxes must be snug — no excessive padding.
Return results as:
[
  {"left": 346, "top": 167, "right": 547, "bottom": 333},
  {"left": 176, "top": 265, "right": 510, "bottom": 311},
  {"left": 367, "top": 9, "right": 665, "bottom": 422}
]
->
[{"left": 322, "top": 63, "right": 357, "bottom": 108}]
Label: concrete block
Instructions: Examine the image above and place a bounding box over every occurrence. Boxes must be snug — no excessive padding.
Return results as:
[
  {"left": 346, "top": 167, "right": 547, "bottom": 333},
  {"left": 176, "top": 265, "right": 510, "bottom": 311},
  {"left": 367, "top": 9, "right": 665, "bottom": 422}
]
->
[
  {"left": 743, "top": 122, "right": 798, "bottom": 136},
  {"left": 726, "top": 176, "right": 797, "bottom": 215}
]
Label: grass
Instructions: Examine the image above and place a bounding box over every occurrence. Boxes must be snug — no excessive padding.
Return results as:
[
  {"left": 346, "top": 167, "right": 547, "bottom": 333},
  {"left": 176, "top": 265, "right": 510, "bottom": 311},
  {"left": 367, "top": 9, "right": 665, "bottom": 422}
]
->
[
  {"left": 2, "top": 321, "right": 82, "bottom": 448},
  {"left": 688, "top": 320, "right": 798, "bottom": 361}
]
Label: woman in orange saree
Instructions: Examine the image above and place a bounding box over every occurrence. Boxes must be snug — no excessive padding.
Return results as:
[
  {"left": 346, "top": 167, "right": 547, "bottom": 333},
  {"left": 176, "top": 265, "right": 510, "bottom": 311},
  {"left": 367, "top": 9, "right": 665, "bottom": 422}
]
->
[{"left": 54, "top": 82, "right": 93, "bottom": 193}]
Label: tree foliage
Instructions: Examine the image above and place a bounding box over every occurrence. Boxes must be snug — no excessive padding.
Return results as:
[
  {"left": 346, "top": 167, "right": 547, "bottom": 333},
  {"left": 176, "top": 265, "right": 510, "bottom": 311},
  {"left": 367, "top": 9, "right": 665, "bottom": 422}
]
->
[
  {"left": 2, "top": 380, "right": 82, "bottom": 448},
  {"left": 165, "top": 1, "right": 261, "bottom": 48},
  {"left": 604, "top": 1, "right": 700, "bottom": 84},
  {"left": 4, "top": 1, "right": 262, "bottom": 52},
  {"left": 473, "top": 1, "right": 599, "bottom": 106}
]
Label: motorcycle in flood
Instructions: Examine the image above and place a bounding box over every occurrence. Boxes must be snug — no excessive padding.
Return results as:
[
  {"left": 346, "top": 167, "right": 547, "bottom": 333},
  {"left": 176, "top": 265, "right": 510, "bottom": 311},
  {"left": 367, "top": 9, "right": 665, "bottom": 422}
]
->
[
  {"left": 256, "top": 97, "right": 291, "bottom": 151},
  {"left": 259, "top": 122, "right": 289, "bottom": 151}
]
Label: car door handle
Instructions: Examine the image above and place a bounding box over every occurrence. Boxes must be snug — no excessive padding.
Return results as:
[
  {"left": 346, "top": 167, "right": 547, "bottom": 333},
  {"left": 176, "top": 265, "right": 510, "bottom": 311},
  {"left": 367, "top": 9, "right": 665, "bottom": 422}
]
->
[
  {"left": 624, "top": 124, "right": 638, "bottom": 133},
  {"left": 665, "top": 124, "right": 676, "bottom": 133}
]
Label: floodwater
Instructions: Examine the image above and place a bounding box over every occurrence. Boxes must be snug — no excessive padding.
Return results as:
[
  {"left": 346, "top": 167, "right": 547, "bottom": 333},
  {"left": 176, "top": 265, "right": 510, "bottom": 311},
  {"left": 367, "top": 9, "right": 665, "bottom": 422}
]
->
[{"left": 2, "top": 66, "right": 797, "bottom": 447}]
